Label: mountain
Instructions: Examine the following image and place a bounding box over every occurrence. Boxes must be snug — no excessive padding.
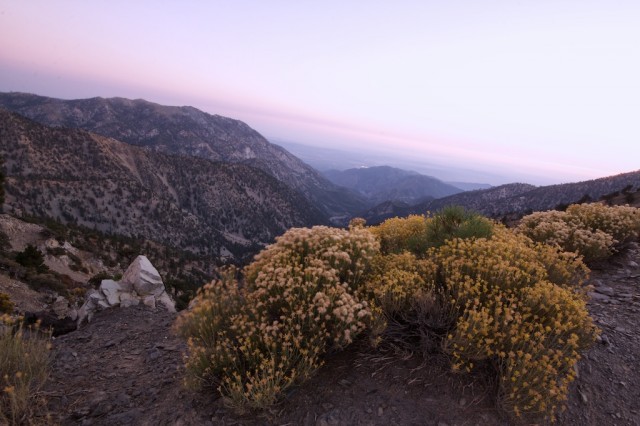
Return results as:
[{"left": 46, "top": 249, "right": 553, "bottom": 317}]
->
[
  {"left": 0, "top": 92, "right": 366, "bottom": 223},
  {"left": 363, "top": 170, "right": 640, "bottom": 224},
  {"left": 323, "top": 166, "right": 462, "bottom": 205},
  {"left": 0, "top": 109, "right": 326, "bottom": 260},
  {"left": 445, "top": 181, "right": 493, "bottom": 191}
]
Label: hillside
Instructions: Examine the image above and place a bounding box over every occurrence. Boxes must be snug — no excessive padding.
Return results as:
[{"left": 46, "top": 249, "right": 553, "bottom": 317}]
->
[
  {"left": 0, "top": 92, "right": 366, "bottom": 223},
  {"left": 323, "top": 166, "right": 461, "bottom": 205},
  {"left": 0, "top": 109, "right": 325, "bottom": 260},
  {"left": 420, "top": 172, "right": 640, "bottom": 218},
  {"left": 363, "top": 173, "right": 640, "bottom": 224}
]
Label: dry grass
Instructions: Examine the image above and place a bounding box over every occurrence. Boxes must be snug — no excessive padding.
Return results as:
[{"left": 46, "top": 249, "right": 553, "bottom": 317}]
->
[{"left": 0, "top": 318, "right": 51, "bottom": 425}]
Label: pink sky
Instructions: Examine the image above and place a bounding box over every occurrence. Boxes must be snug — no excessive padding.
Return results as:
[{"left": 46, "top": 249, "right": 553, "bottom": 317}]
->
[{"left": 1, "top": 1, "right": 639, "bottom": 185}]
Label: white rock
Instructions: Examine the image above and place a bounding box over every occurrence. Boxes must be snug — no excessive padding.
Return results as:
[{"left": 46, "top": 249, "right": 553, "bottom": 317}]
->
[
  {"left": 121, "top": 256, "right": 164, "bottom": 296},
  {"left": 142, "top": 295, "right": 156, "bottom": 309},
  {"left": 100, "top": 279, "right": 122, "bottom": 306},
  {"left": 119, "top": 293, "right": 140, "bottom": 308},
  {"left": 77, "top": 255, "right": 176, "bottom": 327},
  {"left": 157, "top": 292, "right": 177, "bottom": 313}
]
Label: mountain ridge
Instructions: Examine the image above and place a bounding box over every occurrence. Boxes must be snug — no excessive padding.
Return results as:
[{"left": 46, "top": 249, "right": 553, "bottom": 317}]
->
[
  {"left": 323, "top": 165, "right": 462, "bottom": 205},
  {"left": 0, "top": 108, "right": 326, "bottom": 260},
  {"left": 362, "top": 173, "right": 640, "bottom": 224},
  {"left": 0, "top": 92, "right": 366, "bottom": 223}
]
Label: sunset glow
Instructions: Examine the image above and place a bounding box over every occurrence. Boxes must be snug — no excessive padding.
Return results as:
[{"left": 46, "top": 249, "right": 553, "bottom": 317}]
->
[{"left": 1, "top": 1, "right": 639, "bottom": 184}]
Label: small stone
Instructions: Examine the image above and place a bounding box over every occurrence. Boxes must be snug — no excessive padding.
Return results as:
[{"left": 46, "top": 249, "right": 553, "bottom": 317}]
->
[
  {"left": 588, "top": 292, "right": 611, "bottom": 303},
  {"left": 595, "top": 286, "right": 615, "bottom": 296},
  {"left": 459, "top": 397, "right": 467, "bottom": 407},
  {"left": 580, "top": 391, "right": 588, "bottom": 403},
  {"left": 365, "top": 407, "right": 372, "bottom": 414},
  {"left": 378, "top": 406, "right": 384, "bottom": 416}
]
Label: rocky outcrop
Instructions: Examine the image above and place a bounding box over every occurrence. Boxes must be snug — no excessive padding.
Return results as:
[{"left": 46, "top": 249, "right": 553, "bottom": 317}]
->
[{"left": 77, "top": 256, "right": 175, "bottom": 325}]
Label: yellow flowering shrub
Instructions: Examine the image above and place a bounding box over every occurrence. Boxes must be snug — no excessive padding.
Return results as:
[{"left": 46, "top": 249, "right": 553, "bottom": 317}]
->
[
  {"left": 518, "top": 203, "right": 640, "bottom": 262},
  {"left": 175, "top": 225, "right": 379, "bottom": 411},
  {"left": 364, "top": 216, "right": 595, "bottom": 421},
  {"left": 1, "top": 318, "right": 51, "bottom": 425},
  {"left": 370, "top": 214, "right": 431, "bottom": 255},
  {"left": 436, "top": 228, "right": 597, "bottom": 421}
]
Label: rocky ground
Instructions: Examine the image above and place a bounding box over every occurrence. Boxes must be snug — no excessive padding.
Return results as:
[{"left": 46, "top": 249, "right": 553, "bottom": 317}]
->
[{"left": 30, "top": 244, "right": 639, "bottom": 425}]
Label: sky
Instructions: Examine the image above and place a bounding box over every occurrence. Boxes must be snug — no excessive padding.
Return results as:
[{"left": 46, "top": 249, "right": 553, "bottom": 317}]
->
[{"left": 1, "top": 1, "right": 639, "bottom": 185}]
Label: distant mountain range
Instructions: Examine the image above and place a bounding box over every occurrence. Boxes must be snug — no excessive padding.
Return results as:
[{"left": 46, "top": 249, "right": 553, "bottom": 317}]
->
[
  {"left": 363, "top": 174, "right": 640, "bottom": 224},
  {"left": 323, "top": 166, "right": 462, "bottom": 205},
  {"left": 0, "top": 109, "right": 325, "bottom": 260},
  {"left": 0, "top": 92, "right": 366, "bottom": 224}
]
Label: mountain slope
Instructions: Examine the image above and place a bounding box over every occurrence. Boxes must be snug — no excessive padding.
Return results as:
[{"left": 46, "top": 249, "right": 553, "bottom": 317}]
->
[
  {"left": 0, "top": 92, "right": 366, "bottom": 222},
  {"left": 0, "top": 109, "right": 326, "bottom": 260},
  {"left": 362, "top": 171, "right": 640, "bottom": 224},
  {"left": 411, "top": 172, "right": 640, "bottom": 219},
  {"left": 323, "top": 166, "right": 462, "bottom": 205}
]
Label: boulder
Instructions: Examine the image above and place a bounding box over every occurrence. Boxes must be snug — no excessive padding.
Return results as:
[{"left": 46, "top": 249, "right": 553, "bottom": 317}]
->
[
  {"left": 121, "top": 256, "right": 164, "bottom": 296},
  {"left": 77, "top": 255, "right": 175, "bottom": 326}
]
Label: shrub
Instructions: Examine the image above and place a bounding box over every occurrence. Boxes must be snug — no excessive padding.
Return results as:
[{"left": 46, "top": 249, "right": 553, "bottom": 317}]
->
[
  {"left": 0, "top": 319, "right": 51, "bottom": 425},
  {"left": 15, "top": 245, "right": 48, "bottom": 273},
  {"left": 175, "top": 226, "right": 379, "bottom": 411},
  {"left": 0, "top": 292, "right": 14, "bottom": 314},
  {"left": 369, "top": 214, "right": 431, "bottom": 255},
  {"left": 518, "top": 203, "right": 640, "bottom": 262},
  {"left": 436, "top": 228, "right": 596, "bottom": 421},
  {"left": 364, "top": 222, "right": 595, "bottom": 421},
  {"left": 370, "top": 207, "right": 494, "bottom": 256},
  {"left": 424, "top": 206, "right": 494, "bottom": 248}
]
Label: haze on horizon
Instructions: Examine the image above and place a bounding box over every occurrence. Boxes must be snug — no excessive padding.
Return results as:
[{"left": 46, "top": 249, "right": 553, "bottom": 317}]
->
[{"left": 1, "top": 1, "right": 639, "bottom": 186}]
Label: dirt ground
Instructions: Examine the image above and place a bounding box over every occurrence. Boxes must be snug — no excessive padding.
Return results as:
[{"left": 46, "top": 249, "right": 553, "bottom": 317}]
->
[{"left": 35, "top": 243, "right": 640, "bottom": 425}]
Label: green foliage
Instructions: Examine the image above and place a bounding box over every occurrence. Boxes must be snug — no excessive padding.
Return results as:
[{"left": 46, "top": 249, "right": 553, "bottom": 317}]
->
[
  {"left": 175, "top": 226, "right": 379, "bottom": 411},
  {"left": 15, "top": 245, "right": 48, "bottom": 273},
  {"left": 370, "top": 207, "right": 494, "bottom": 256},
  {"left": 0, "top": 292, "right": 14, "bottom": 314},
  {"left": 518, "top": 203, "right": 640, "bottom": 262},
  {"left": 0, "top": 319, "right": 51, "bottom": 425},
  {"left": 424, "top": 206, "right": 494, "bottom": 248}
]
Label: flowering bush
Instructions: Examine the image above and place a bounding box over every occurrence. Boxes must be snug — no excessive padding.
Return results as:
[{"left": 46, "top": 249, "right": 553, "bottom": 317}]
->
[
  {"left": 178, "top": 210, "right": 599, "bottom": 421},
  {"left": 365, "top": 215, "right": 595, "bottom": 421},
  {"left": 518, "top": 203, "right": 640, "bottom": 262},
  {"left": 370, "top": 214, "right": 431, "bottom": 255},
  {"left": 175, "top": 225, "right": 379, "bottom": 411},
  {"left": 437, "top": 228, "right": 597, "bottom": 420}
]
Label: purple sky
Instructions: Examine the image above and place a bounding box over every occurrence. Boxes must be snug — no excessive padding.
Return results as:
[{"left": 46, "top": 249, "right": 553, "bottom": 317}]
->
[{"left": 1, "top": 1, "right": 639, "bottom": 185}]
